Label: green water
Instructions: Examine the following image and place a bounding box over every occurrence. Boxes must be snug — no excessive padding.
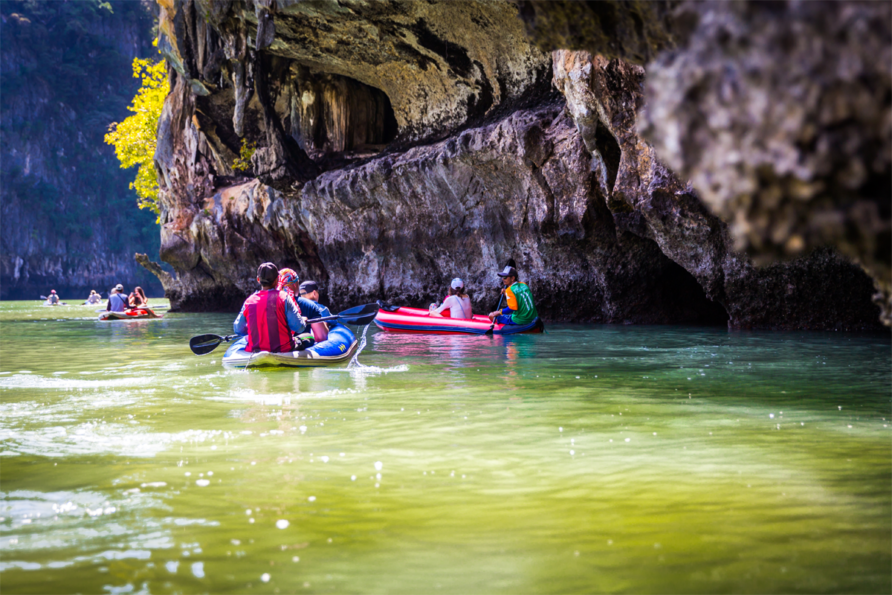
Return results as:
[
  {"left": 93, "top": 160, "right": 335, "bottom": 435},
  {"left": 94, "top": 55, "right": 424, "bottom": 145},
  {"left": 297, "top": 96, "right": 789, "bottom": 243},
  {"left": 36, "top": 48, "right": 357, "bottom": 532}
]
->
[{"left": 0, "top": 300, "right": 889, "bottom": 594}]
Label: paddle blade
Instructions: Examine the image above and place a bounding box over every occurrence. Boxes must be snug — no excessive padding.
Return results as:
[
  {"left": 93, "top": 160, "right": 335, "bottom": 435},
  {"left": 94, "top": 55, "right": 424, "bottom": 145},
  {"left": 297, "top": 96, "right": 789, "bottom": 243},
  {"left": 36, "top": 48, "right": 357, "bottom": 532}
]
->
[
  {"left": 190, "top": 334, "right": 225, "bottom": 355},
  {"left": 336, "top": 303, "right": 379, "bottom": 325}
]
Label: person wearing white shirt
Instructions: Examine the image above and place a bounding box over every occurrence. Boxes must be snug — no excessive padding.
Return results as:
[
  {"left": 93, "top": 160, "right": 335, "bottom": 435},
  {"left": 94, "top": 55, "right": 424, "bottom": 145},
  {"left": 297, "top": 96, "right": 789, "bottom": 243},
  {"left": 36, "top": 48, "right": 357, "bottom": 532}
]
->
[{"left": 430, "top": 278, "right": 473, "bottom": 319}]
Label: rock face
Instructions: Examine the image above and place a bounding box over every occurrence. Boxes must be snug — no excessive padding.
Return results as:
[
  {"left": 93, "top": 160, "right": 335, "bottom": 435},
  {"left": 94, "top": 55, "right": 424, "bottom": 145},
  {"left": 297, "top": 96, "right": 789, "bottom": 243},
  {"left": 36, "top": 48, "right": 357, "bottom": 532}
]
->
[
  {"left": 517, "top": 0, "right": 890, "bottom": 325},
  {"left": 639, "top": 0, "right": 891, "bottom": 324},
  {"left": 0, "top": 1, "right": 163, "bottom": 300},
  {"left": 145, "top": 0, "right": 883, "bottom": 330}
]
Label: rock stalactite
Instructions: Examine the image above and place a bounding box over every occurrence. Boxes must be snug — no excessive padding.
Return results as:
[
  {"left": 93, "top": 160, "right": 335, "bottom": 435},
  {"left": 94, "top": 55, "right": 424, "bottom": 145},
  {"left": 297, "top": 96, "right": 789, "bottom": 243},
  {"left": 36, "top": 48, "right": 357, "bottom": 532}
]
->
[{"left": 142, "top": 0, "right": 885, "bottom": 330}]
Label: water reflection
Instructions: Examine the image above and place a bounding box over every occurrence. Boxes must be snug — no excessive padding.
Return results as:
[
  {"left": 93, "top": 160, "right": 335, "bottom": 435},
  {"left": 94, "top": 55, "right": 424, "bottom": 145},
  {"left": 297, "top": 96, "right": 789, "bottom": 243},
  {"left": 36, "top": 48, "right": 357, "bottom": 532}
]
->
[{"left": 0, "top": 303, "right": 889, "bottom": 594}]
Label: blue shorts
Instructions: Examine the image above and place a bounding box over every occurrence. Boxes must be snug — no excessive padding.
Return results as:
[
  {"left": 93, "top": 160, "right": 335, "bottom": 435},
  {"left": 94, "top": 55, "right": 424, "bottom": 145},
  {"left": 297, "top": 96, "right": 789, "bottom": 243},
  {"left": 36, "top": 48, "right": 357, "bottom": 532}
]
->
[{"left": 495, "top": 314, "right": 518, "bottom": 325}]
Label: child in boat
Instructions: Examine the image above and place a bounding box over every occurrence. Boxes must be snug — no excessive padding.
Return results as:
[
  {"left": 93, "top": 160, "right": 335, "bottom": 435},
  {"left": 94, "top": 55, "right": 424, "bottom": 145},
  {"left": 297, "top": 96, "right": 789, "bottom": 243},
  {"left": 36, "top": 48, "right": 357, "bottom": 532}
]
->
[{"left": 430, "top": 278, "right": 472, "bottom": 319}]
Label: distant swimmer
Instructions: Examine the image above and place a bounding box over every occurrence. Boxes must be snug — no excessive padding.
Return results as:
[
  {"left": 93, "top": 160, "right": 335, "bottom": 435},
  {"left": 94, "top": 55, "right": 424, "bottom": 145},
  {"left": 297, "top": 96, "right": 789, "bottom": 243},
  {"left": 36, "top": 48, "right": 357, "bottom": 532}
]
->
[
  {"left": 106, "top": 284, "right": 128, "bottom": 312},
  {"left": 430, "top": 278, "right": 472, "bottom": 319}
]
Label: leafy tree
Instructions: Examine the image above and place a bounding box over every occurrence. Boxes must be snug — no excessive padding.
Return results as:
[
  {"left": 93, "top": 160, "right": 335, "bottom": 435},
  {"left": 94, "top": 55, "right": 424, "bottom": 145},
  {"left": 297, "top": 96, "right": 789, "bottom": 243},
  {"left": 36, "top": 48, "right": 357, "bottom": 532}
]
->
[{"left": 104, "top": 55, "right": 167, "bottom": 216}]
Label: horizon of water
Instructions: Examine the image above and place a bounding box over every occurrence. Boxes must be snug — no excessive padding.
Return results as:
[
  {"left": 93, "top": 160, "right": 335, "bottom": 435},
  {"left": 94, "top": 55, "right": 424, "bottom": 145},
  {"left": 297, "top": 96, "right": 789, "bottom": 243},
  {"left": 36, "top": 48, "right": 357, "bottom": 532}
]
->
[{"left": 0, "top": 300, "right": 889, "bottom": 594}]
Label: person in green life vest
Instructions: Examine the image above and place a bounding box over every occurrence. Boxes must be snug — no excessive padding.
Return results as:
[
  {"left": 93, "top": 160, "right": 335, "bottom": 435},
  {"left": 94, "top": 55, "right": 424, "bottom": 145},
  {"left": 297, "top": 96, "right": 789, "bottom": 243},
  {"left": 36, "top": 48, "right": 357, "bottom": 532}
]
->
[{"left": 487, "top": 265, "right": 539, "bottom": 325}]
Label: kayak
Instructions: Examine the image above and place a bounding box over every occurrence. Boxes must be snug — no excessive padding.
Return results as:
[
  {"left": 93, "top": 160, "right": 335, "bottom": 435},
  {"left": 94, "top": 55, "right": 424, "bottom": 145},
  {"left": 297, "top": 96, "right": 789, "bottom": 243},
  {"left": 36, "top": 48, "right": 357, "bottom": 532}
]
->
[
  {"left": 374, "top": 306, "right": 544, "bottom": 335},
  {"left": 222, "top": 325, "right": 359, "bottom": 368},
  {"left": 98, "top": 309, "right": 163, "bottom": 321}
]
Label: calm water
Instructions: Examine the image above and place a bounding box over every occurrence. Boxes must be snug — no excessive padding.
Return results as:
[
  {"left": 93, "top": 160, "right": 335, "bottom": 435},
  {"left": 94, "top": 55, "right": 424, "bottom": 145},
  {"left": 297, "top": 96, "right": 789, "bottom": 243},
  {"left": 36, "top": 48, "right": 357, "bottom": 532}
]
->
[{"left": 0, "top": 300, "right": 889, "bottom": 594}]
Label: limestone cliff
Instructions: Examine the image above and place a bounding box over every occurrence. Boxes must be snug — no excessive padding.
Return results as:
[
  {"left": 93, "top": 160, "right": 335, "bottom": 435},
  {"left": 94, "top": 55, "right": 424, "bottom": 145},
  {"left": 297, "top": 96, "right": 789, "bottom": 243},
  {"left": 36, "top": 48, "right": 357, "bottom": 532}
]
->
[
  {"left": 144, "top": 0, "right": 885, "bottom": 330},
  {"left": 0, "top": 0, "right": 164, "bottom": 299}
]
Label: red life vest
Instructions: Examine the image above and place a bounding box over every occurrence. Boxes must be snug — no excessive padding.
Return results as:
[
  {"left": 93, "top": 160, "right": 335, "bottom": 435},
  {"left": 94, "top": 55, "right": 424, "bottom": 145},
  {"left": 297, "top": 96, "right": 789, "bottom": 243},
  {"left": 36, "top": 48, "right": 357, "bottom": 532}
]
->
[{"left": 243, "top": 289, "right": 295, "bottom": 353}]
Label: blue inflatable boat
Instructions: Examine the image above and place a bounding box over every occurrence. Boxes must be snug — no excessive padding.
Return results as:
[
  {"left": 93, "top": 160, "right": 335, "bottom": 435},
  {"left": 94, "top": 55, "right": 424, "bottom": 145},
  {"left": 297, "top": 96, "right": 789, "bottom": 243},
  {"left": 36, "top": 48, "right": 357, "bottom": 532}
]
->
[{"left": 222, "top": 326, "right": 359, "bottom": 368}]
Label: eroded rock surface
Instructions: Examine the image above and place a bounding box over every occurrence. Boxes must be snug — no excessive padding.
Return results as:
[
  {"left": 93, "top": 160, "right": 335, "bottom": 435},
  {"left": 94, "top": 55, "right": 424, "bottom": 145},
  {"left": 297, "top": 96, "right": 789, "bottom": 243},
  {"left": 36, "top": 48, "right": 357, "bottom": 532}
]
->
[
  {"left": 144, "top": 0, "right": 883, "bottom": 330},
  {"left": 639, "top": 0, "right": 891, "bottom": 323}
]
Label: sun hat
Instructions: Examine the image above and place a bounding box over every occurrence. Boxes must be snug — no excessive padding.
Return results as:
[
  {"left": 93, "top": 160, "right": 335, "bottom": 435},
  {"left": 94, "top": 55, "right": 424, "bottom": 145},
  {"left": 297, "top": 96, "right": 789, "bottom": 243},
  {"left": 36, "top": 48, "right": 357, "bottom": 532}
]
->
[{"left": 450, "top": 278, "right": 464, "bottom": 289}]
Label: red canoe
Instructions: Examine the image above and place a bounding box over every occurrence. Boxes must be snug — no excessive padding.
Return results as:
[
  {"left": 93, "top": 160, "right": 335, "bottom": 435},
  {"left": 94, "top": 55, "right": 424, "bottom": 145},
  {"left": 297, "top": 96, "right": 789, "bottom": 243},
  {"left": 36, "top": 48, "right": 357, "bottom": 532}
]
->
[
  {"left": 98, "top": 309, "right": 163, "bottom": 321},
  {"left": 374, "top": 306, "right": 543, "bottom": 335}
]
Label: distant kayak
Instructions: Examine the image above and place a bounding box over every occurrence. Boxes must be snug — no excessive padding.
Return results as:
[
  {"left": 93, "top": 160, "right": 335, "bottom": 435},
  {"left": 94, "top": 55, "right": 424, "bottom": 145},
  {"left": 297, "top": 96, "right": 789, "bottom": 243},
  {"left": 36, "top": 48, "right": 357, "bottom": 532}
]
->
[
  {"left": 222, "top": 325, "right": 358, "bottom": 368},
  {"left": 374, "top": 306, "right": 544, "bottom": 335},
  {"left": 98, "top": 309, "right": 163, "bottom": 321}
]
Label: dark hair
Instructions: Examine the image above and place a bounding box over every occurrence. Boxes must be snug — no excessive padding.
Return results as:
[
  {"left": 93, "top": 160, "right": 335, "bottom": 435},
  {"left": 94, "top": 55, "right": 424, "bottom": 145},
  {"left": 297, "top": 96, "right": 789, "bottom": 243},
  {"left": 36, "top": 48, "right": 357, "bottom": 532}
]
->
[{"left": 449, "top": 286, "right": 468, "bottom": 298}]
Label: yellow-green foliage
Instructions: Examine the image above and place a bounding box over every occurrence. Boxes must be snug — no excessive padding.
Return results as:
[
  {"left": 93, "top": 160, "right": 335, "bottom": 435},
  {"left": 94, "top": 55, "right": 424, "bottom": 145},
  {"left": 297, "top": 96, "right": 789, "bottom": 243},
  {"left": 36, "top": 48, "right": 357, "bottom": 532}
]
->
[
  {"left": 232, "top": 139, "right": 257, "bottom": 172},
  {"left": 105, "top": 57, "right": 166, "bottom": 216}
]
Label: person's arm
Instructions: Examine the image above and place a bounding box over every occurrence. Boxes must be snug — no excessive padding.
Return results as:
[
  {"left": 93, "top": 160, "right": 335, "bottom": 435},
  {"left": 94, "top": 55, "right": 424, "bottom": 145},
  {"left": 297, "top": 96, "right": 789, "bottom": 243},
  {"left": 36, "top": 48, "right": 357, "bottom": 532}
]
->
[
  {"left": 233, "top": 303, "right": 248, "bottom": 335},
  {"left": 106, "top": 296, "right": 112, "bottom": 311},
  {"left": 430, "top": 296, "right": 454, "bottom": 317},
  {"left": 284, "top": 295, "right": 306, "bottom": 334}
]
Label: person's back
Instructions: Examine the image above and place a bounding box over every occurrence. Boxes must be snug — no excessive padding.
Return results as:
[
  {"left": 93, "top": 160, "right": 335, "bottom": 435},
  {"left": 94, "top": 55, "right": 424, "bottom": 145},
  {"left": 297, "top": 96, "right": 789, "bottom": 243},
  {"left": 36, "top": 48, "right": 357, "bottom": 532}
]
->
[
  {"left": 431, "top": 278, "right": 472, "bottom": 319},
  {"left": 48, "top": 291, "right": 59, "bottom": 305},
  {"left": 86, "top": 291, "right": 101, "bottom": 305},
  {"left": 440, "top": 294, "right": 472, "bottom": 319},
  {"left": 107, "top": 286, "right": 127, "bottom": 312},
  {"left": 234, "top": 263, "right": 306, "bottom": 353},
  {"left": 505, "top": 280, "right": 537, "bottom": 324}
]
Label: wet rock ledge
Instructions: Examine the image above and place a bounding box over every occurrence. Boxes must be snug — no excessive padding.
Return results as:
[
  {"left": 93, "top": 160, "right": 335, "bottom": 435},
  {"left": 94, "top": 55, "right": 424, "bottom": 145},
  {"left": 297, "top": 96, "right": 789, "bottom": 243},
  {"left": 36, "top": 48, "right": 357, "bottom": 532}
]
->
[{"left": 141, "top": 0, "right": 888, "bottom": 330}]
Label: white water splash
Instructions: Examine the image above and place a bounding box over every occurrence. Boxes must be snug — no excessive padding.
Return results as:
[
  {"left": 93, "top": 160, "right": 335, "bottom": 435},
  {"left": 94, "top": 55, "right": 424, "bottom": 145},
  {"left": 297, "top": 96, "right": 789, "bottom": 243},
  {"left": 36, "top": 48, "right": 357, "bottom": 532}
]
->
[{"left": 346, "top": 324, "right": 409, "bottom": 375}]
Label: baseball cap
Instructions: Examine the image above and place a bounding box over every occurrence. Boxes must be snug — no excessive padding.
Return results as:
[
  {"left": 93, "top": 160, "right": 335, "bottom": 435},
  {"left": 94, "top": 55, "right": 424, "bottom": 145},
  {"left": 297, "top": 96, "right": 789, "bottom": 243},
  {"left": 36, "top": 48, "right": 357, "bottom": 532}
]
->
[
  {"left": 299, "top": 280, "right": 319, "bottom": 294},
  {"left": 450, "top": 278, "right": 464, "bottom": 289},
  {"left": 115, "top": 284, "right": 124, "bottom": 291},
  {"left": 497, "top": 266, "right": 518, "bottom": 278},
  {"left": 257, "top": 262, "right": 279, "bottom": 284}
]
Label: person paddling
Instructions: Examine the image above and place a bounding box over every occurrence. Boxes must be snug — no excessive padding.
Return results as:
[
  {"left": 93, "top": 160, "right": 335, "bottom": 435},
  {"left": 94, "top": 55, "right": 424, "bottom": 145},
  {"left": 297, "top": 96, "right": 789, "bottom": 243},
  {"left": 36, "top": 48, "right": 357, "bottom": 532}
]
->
[
  {"left": 233, "top": 263, "right": 306, "bottom": 353},
  {"left": 430, "top": 278, "right": 472, "bottom": 319},
  {"left": 106, "top": 284, "right": 128, "bottom": 312},
  {"left": 85, "top": 290, "right": 101, "bottom": 305},
  {"left": 488, "top": 265, "right": 539, "bottom": 326},
  {"left": 298, "top": 280, "right": 336, "bottom": 342},
  {"left": 47, "top": 290, "right": 59, "bottom": 305}
]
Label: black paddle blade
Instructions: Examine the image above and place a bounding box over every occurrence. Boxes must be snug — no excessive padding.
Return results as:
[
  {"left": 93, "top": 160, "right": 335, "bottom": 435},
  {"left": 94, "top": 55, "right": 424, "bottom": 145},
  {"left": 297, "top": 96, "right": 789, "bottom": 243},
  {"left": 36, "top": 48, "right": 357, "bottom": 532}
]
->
[
  {"left": 189, "top": 334, "right": 225, "bottom": 355},
  {"left": 337, "top": 303, "right": 379, "bottom": 325}
]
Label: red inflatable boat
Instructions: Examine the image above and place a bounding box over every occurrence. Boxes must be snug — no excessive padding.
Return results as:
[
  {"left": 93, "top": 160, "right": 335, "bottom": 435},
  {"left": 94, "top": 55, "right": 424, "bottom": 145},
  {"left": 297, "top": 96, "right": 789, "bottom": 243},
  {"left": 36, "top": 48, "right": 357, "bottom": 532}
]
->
[
  {"left": 98, "top": 308, "right": 163, "bottom": 321},
  {"left": 374, "top": 306, "right": 543, "bottom": 335}
]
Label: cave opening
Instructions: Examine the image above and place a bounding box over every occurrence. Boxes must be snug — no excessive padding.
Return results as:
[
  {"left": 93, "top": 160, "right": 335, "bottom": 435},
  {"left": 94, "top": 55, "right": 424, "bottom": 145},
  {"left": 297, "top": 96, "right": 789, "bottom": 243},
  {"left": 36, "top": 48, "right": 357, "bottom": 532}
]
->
[
  {"left": 292, "top": 70, "right": 399, "bottom": 163},
  {"left": 656, "top": 257, "right": 730, "bottom": 326}
]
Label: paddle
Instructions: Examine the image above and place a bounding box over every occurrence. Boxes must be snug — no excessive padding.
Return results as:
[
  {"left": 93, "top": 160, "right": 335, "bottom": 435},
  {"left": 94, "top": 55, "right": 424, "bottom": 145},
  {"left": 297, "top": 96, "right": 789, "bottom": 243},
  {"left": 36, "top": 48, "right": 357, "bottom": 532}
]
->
[
  {"left": 485, "top": 293, "right": 505, "bottom": 336},
  {"left": 189, "top": 303, "right": 380, "bottom": 355}
]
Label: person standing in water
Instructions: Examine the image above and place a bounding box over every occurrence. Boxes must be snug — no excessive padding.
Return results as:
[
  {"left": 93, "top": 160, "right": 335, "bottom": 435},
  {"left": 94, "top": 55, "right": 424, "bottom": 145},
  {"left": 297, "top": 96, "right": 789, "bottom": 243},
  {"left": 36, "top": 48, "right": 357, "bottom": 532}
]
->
[
  {"left": 430, "top": 278, "right": 472, "bottom": 319},
  {"left": 488, "top": 265, "right": 539, "bottom": 326},
  {"left": 234, "top": 263, "right": 306, "bottom": 353},
  {"left": 106, "top": 285, "right": 128, "bottom": 312}
]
